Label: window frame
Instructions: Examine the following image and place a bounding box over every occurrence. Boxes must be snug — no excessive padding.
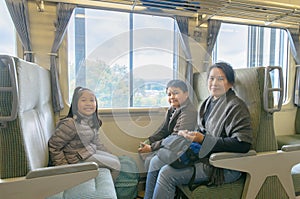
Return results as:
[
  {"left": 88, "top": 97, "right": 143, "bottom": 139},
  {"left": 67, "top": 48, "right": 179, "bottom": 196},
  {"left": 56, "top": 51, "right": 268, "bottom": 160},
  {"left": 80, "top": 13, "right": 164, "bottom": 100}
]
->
[
  {"left": 67, "top": 7, "right": 179, "bottom": 109},
  {"left": 212, "top": 22, "right": 290, "bottom": 104}
]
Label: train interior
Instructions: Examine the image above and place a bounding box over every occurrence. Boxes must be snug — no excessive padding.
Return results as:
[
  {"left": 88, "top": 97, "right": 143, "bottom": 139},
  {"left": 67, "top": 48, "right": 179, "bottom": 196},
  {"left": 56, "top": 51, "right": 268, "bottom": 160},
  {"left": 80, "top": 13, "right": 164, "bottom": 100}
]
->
[{"left": 1, "top": 0, "right": 300, "bottom": 198}]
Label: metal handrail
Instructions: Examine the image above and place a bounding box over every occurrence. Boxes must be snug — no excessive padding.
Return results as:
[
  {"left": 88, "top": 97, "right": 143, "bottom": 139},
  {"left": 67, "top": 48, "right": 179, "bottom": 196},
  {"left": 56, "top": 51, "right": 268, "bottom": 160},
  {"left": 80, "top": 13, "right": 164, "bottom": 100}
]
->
[
  {"left": 0, "top": 55, "right": 19, "bottom": 127},
  {"left": 263, "top": 66, "right": 283, "bottom": 114}
]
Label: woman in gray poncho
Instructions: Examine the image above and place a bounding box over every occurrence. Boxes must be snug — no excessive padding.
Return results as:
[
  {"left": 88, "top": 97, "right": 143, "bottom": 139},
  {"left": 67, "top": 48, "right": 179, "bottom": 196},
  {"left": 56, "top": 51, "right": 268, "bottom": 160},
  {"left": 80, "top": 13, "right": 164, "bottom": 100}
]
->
[{"left": 144, "top": 62, "right": 253, "bottom": 199}]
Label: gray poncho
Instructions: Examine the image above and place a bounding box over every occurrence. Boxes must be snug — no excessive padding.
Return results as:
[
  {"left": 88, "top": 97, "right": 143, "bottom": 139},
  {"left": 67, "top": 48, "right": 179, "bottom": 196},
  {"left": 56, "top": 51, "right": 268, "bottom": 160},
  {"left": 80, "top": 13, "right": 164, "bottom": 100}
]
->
[{"left": 198, "top": 89, "right": 253, "bottom": 159}]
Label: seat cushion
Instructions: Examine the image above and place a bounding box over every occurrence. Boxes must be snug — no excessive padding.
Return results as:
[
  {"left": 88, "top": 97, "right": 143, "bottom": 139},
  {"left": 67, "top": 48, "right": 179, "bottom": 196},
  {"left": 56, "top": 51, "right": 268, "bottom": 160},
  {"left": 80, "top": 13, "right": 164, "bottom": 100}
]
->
[
  {"left": 177, "top": 176, "right": 245, "bottom": 199},
  {"left": 277, "top": 135, "right": 300, "bottom": 149},
  {"left": 47, "top": 168, "right": 117, "bottom": 199},
  {"left": 292, "top": 164, "right": 300, "bottom": 194}
]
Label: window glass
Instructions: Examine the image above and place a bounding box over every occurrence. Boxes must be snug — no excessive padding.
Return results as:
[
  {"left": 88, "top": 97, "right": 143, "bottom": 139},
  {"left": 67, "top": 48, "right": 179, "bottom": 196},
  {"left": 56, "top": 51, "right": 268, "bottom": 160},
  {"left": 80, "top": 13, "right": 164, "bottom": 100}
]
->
[
  {"left": 0, "top": 0, "right": 16, "bottom": 56},
  {"left": 213, "top": 23, "right": 248, "bottom": 68},
  {"left": 132, "top": 13, "right": 174, "bottom": 107},
  {"left": 68, "top": 8, "right": 175, "bottom": 108},
  {"left": 213, "top": 23, "right": 289, "bottom": 103}
]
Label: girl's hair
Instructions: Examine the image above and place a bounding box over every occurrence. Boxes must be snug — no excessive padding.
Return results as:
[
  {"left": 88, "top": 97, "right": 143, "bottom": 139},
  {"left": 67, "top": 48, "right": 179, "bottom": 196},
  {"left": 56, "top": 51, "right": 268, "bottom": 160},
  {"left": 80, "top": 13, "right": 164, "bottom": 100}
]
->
[
  {"left": 166, "top": 79, "right": 188, "bottom": 93},
  {"left": 66, "top": 86, "right": 102, "bottom": 129},
  {"left": 207, "top": 62, "right": 235, "bottom": 85}
]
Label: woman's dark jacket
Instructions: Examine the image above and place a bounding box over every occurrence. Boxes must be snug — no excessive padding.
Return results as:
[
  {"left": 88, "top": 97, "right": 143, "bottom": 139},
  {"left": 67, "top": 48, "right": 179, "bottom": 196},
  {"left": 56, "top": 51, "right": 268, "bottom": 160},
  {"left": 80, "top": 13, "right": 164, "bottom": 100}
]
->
[{"left": 149, "top": 98, "right": 198, "bottom": 151}]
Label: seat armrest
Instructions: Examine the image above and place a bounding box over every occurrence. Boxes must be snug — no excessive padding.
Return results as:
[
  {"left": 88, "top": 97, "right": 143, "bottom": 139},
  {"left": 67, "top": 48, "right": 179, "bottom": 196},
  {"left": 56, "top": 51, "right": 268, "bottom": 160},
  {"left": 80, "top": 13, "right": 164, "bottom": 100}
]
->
[
  {"left": 26, "top": 162, "right": 98, "bottom": 179},
  {"left": 281, "top": 144, "right": 300, "bottom": 152},
  {"left": 209, "top": 150, "right": 257, "bottom": 162},
  {"left": 1, "top": 162, "right": 99, "bottom": 199}
]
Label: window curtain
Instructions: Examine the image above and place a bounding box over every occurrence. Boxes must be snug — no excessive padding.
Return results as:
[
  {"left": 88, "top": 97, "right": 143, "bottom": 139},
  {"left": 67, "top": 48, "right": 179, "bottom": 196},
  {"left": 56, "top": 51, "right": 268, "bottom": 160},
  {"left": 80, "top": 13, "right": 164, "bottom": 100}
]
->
[
  {"left": 287, "top": 28, "right": 300, "bottom": 65},
  {"left": 5, "top": 0, "right": 33, "bottom": 62},
  {"left": 175, "top": 16, "right": 193, "bottom": 98},
  {"left": 206, "top": 19, "right": 221, "bottom": 68},
  {"left": 50, "top": 3, "right": 75, "bottom": 113}
]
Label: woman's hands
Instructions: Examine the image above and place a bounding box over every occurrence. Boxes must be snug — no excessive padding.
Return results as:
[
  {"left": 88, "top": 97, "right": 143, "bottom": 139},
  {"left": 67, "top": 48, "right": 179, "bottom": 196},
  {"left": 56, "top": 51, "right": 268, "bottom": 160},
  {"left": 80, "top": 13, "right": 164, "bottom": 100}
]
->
[
  {"left": 138, "top": 142, "right": 152, "bottom": 153},
  {"left": 178, "top": 130, "right": 205, "bottom": 143},
  {"left": 137, "top": 130, "right": 205, "bottom": 153}
]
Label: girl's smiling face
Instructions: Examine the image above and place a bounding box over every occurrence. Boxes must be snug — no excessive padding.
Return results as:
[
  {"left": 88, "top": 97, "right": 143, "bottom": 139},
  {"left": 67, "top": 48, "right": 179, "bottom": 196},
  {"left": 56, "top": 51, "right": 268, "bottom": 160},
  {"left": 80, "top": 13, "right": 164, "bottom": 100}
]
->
[
  {"left": 167, "top": 87, "right": 188, "bottom": 108},
  {"left": 77, "top": 90, "right": 97, "bottom": 116}
]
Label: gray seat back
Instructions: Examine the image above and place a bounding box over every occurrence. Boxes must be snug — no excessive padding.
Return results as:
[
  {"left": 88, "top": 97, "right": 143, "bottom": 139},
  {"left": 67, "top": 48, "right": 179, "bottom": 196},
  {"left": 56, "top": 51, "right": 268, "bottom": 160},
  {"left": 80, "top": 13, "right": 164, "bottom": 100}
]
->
[
  {"left": 0, "top": 55, "right": 55, "bottom": 178},
  {"left": 187, "top": 67, "right": 287, "bottom": 198},
  {"left": 193, "top": 67, "right": 277, "bottom": 152}
]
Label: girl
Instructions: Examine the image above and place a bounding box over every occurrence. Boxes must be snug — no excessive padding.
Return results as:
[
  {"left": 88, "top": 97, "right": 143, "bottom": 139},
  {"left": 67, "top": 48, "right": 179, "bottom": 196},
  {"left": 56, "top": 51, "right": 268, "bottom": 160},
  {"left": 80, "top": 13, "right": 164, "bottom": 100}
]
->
[{"left": 48, "top": 87, "right": 120, "bottom": 181}]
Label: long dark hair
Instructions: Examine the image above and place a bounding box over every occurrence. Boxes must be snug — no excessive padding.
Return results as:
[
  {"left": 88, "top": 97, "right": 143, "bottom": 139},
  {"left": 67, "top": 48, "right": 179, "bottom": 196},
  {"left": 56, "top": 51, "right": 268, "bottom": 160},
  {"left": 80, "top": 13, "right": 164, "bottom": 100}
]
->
[
  {"left": 66, "top": 86, "right": 102, "bottom": 129},
  {"left": 207, "top": 62, "right": 235, "bottom": 85}
]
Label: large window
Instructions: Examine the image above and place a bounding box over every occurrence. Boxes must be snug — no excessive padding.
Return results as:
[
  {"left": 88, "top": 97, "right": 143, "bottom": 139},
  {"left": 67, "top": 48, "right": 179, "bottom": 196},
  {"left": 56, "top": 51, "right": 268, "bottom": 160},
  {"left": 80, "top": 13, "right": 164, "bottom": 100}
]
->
[
  {"left": 213, "top": 23, "right": 289, "bottom": 103},
  {"left": 0, "top": 0, "right": 16, "bottom": 56},
  {"left": 68, "top": 8, "right": 176, "bottom": 108}
]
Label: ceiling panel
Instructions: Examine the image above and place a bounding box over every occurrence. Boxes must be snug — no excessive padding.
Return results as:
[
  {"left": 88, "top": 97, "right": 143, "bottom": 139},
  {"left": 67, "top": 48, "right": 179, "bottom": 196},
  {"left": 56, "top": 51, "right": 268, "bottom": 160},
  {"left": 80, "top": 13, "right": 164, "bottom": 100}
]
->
[
  {"left": 44, "top": 0, "right": 300, "bottom": 28},
  {"left": 96, "top": 0, "right": 300, "bottom": 27}
]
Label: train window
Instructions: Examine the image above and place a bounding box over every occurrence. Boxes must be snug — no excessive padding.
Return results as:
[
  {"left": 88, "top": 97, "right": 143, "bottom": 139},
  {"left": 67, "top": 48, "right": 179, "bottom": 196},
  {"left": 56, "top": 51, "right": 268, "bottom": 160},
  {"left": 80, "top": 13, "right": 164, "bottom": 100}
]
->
[
  {"left": 68, "top": 8, "right": 175, "bottom": 108},
  {"left": 213, "top": 22, "right": 289, "bottom": 103},
  {"left": 0, "top": 0, "right": 16, "bottom": 56}
]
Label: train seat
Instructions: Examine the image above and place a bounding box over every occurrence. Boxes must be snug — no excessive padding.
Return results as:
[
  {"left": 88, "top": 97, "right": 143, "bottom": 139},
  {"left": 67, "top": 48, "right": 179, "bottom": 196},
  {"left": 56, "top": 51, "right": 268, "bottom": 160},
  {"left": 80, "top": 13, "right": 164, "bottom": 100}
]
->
[
  {"left": 277, "top": 66, "right": 300, "bottom": 149},
  {"left": 281, "top": 108, "right": 300, "bottom": 195},
  {"left": 0, "top": 55, "right": 117, "bottom": 199},
  {"left": 277, "top": 108, "right": 300, "bottom": 149},
  {"left": 176, "top": 67, "right": 300, "bottom": 199}
]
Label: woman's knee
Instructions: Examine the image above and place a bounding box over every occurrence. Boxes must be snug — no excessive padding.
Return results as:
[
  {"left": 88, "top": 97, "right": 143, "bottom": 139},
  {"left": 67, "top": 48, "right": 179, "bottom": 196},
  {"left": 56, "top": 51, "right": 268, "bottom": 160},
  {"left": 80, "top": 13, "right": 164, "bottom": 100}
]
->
[
  {"left": 148, "top": 156, "right": 162, "bottom": 172},
  {"left": 158, "top": 166, "right": 176, "bottom": 183},
  {"left": 159, "top": 166, "right": 174, "bottom": 176}
]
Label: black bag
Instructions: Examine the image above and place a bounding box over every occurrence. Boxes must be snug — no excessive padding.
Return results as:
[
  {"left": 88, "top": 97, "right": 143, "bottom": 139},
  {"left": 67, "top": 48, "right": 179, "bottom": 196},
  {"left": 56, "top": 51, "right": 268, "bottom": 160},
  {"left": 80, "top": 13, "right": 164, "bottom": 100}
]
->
[
  {"left": 156, "top": 134, "right": 202, "bottom": 191},
  {"left": 171, "top": 142, "right": 201, "bottom": 169},
  {"left": 156, "top": 134, "right": 201, "bottom": 169}
]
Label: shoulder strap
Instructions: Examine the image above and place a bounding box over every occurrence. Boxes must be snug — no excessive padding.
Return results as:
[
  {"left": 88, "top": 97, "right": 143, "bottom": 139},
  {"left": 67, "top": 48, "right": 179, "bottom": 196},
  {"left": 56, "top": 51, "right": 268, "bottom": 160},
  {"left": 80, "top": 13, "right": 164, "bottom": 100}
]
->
[
  {"left": 188, "top": 165, "right": 209, "bottom": 191},
  {"left": 187, "top": 158, "right": 210, "bottom": 191}
]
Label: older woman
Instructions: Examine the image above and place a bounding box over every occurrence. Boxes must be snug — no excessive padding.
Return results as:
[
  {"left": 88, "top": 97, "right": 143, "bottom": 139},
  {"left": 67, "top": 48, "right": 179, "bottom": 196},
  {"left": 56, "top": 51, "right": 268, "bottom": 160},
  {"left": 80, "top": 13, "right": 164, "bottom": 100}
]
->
[
  {"left": 138, "top": 80, "right": 197, "bottom": 169},
  {"left": 144, "top": 62, "right": 253, "bottom": 199},
  {"left": 140, "top": 79, "right": 198, "bottom": 198}
]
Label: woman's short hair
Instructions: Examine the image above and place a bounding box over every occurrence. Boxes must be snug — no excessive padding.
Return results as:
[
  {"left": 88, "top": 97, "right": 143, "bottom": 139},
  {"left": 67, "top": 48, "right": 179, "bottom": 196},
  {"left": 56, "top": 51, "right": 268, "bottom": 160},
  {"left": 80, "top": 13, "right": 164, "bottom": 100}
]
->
[
  {"left": 207, "top": 62, "right": 235, "bottom": 85},
  {"left": 166, "top": 79, "right": 188, "bottom": 93}
]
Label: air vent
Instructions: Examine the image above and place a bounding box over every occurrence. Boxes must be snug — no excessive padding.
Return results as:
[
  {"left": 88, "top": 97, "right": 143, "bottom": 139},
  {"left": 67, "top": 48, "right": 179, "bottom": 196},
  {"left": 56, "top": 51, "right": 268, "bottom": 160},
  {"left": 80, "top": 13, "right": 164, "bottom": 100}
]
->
[{"left": 140, "top": 0, "right": 201, "bottom": 12}]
